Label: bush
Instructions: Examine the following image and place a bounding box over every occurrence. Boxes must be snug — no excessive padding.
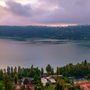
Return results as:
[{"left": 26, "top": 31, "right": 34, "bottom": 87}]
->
[
  {"left": 45, "top": 82, "right": 50, "bottom": 88},
  {"left": 24, "top": 79, "right": 29, "bottom": 84}
]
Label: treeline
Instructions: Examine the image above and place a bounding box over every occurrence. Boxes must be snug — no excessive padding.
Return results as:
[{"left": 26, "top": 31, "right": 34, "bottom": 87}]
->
[
  {"left": 0, "top": 60, "right": 90, "bottom": 80},
  {"left": 59, "top": 60, "right": 90, "bottom": 77},
  {"left": 0, "top": 65, "right": 41, "bottom": 80},
  {"left": 0, "top": 25, "right": 90, "bottom": 40}
]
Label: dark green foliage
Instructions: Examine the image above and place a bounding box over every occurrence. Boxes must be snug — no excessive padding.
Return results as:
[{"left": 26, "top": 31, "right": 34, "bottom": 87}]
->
[
  {"left": 41, "top": 67, "right": 44, "bottom": 75},
  {"left": 18, "top": 66, "right": 22, "bottom": 79},
  {"left": 14, "top": 66, "right": 17, "bottom": 74},
  {"left": 45, "top": 82, "right": 50, "bottom": 87},
  {"left": 34, "top": 85, "right": 38, "bottom": 90},
  {"left": 11, "top": 67, "right": 14, "bottom": 78},
  {"left": 56, "top": 78, "right": 65, "bottom": 90},
  {"left": 4, "top": 74, "right": 10, "bottom": 90},
  {"left": 56, "top": 67, "right": 59, "bottom": 77},
  {"left": 11, "top": 87, "right": 15, "bottom": 90},
  {"left": 51, "top": 68, "right": 54, "bottom": 77},
  {"left": 46, "top": 64, "right": 52, "bottom": 74},
  {"left": 7, "top": 82, "right": 11, "bottom": 90},
  {"left": 0, "top": 83, "right": 4, "bottom": 90},
  {"left": 21, "top": 85, "right": 25, "bottom": 90},
  {"left": 34, "top": 74, "right": 38, "bottom": 81},
  {"left": 0, "top": 69, "right": 3, "bottom": 80},
  {"left": 36, "top": 67, "right": 40, "bottom": 76},
  {"left": 1, "top": 87, "right": 5, "bottom": 90},
  {"left": 1, "top": 25, "right": 90, "bottom": 40},
  {"left": 29, "top": 65, "right": 35, "bottom": 77},
  {"left": 24, "top": 79, "right": 29, "bottom": 84},
  {"left": 59, "top": 60, "right": 90, "bottom": 77},
  {"left": 7, "top": 66, "right": 10, "bottom": 75},
  {"left": 14, "top": 74, "right": 18, "bottom": 84}
]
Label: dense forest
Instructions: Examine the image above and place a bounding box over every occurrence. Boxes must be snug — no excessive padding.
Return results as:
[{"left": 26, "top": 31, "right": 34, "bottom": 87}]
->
[
  {"left": 0, "top": 25, "right": 90, "bottom": 40},
  {"left": 59, "top": 60, "right": 90, "bottom": 77}
]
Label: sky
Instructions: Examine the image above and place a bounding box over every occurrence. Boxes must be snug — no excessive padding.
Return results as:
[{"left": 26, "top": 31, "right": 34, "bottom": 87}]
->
[{"left": 0, "top": 0, "right": 90, "bottom": 26}]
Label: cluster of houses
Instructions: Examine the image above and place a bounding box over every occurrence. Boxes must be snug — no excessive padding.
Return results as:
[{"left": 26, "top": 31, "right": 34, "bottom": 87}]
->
[
  {"left": 14, "top": 77, "right": 34, "bottom": 90},
  {"left": 41, "top": 75, "right": 63, "bottom": 86},
  {"left": 13, "top": 75, "right": 63, "bottom": 90}
]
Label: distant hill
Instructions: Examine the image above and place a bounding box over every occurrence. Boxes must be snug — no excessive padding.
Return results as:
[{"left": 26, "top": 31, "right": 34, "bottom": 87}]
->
[{"left": 0, "top": 25, "right": 90, "bottom": 40}]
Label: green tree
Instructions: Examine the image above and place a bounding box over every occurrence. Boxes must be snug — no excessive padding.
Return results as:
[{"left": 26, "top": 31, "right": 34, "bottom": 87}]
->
[
  {"left": 36, "top": 67, "right": 40, "bottom": 76},
  {"left": 14, "top": 66, "right": 17, "bottom": 74},
  {"left": 7, "top": 66, "right": 10, "bottom": 75},
  {"left": 0, "top": 83, "right": 4, "bottom": 90},
  {"left": 0, "top": 69, "right": 3, "bottom": 80},
  {"left": 46, "top": 64, "right": 51, "bottom": 75},
  {"left": 21, "top": 85, "right": 25, "bottom": 90},
  {"left": 51, "top": 68, "right": 54, "bottom": 77},
  {"left": 34, "top": 74, "right": 38, "bottom": 81},
  {"left": 11, "top": 67, "right": 14, "bottom": 78},
  {"left": 14, "top": 74, "right": 18, "bottom": 84},
  {"left": 45, "top": 82, "right": 50, "bottom": 88},
  {"left": 18, "top": 66, "right": 22, "bottom": 79},
  {"left": 1, "top": 87, "right": 5, "bottom": 90},
  {"left": 84, "top": 60, "right": 87, "bottom": 66},
  {"left": 34, "top": 85, "right": 37, "bottom": 90},
  {"left": 41, "top": 67, "right": 44, "bottom": 75},
  {"left": 3, "top": 69, "right": 6, "bottom": 74},
  {"left": 56, "top": 67, "right": 59, "bottom": 78},
  {"left": 7, "top": 82, "right": 11, "bottom": 90},
  {"left": 4, "top": 74, "right": 10, "bottom": 90},
  {"left": 56, "top": 78, "right": 65, "bottom": 90},
  {"left": 29, "top": 65, "right": 35, "bottom": 77},
  {"left": 24, "top": 79, "right": 29, "bottom": 84},
  {"left": 11, "top": 87, "right": 15, "bottom": 90}
]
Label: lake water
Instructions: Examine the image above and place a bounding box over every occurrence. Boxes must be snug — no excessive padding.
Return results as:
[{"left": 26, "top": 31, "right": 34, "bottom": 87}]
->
[{"left": 0, "top": 37, "right": 90, "bottom": 71}]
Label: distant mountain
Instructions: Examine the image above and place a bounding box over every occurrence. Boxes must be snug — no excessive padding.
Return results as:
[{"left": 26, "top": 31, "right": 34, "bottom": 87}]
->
[{"left": 0, "top": 25, "right": 90, "bottom": 40}]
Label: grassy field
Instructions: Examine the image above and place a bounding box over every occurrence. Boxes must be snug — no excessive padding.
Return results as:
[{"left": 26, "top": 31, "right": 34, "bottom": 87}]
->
[{"left": 46, "top": 87, "right": 52, "bottom": 90}]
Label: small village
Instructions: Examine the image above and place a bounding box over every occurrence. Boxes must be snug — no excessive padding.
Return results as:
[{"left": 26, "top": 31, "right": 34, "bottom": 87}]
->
[
  {"left": 0, "top": 61, "right": 90, "bottom": 90},
  {"left": 11, "top": 74, "right": 90, "bottom": 90}
]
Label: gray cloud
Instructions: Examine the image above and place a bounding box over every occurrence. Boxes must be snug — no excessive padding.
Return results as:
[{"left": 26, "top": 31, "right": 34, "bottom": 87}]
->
[
  {"left": 36, "top": 0, "right": 90, "bottom": 24},
  {"left": 4, "top": 1, "right": 32, "bottom": 16},
  {"left": 0, "top": 0, "right": 90, "bottom": 25}
]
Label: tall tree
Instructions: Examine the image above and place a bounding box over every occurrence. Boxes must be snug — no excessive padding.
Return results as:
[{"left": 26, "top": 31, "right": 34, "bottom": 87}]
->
[
  {"left": 4, "top": 74, "right": 10, "bottom": 90},
  {"left": 56, "top": 67, "right": 59, "bottom": 78},
  {"left": 14, "top": 66, "right": 17, "bottom": 74},
  {"left": 11, "top": 67, "right": 14, "bottom": 78},
  {"left": 7, "top": 66, "right": 10, "bottom": 75},
  {"left": 3, "top": 69, "right": 6, "bottom": 74},
  {"left": 14, "top": 74, "right": 18, "bottom": 84},
  {"left": 34, "top": 74, "right": 38, "bottom": 81},
  {"left": 51, "top": 68, "right": 54, "bottom": 77},
  {"left": 7, "top": 82, "right": 11, "bottom": 90},
  {"left": 30, "top": 65, "right": 35, "bottom": 77},
  {"left": 36, "top": 67, "right": 40, "bottom": 76},
  {"left": 46, "top": 64, "right": 51, "bottom": 75},
  {"left": 0, "top": 69, "right": 3, "bottom": 80},
  {"left": 41, "top": 67, "right": 44, "bottom": 75},
  {"left": 18, "top": 66, "right": 22, "bottom": 79},
  {"left": 56, "top": 78, "right": 65, "bottom": 90},
  {"left": 84, "top": 60, "right": 87, "bottom": 66}
]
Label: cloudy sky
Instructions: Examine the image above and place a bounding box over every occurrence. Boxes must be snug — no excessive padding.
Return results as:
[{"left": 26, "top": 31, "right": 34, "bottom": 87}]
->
[{"left": 0, "top": 0, "right": 90, "bottom": 26}]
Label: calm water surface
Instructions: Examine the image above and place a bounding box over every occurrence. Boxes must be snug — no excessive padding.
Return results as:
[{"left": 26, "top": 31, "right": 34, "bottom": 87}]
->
[{"left": 0, "top": 38, "right": 90, "bottom": 70}]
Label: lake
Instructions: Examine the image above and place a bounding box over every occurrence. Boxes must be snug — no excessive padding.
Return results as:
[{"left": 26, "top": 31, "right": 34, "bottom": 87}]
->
[{"left": 0, "top": 37, "right": 90, "bottom": 71}]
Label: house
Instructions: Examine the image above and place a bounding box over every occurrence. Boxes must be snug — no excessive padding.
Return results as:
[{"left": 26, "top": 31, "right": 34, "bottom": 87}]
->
[
  {"left": 47, "top": 78, "right": 56, "bottom": 84},
  {"left": 41, "top": 78, "right": 48, "bottom": 86}
]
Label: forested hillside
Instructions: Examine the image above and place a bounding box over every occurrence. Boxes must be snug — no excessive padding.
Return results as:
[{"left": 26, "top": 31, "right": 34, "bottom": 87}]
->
[{"left": 0, "top": 25, "right": 90, "bottom": 40}]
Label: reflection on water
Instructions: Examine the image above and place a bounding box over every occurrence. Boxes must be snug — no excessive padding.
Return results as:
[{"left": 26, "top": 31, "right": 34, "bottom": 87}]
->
[{"left": 0, "top": 37, "right": 90, "bottom": 71}]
